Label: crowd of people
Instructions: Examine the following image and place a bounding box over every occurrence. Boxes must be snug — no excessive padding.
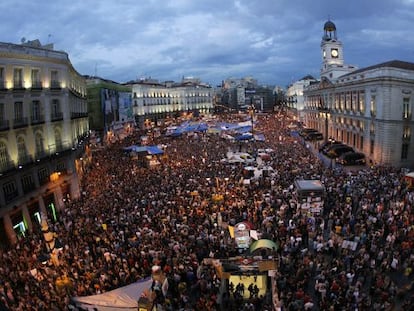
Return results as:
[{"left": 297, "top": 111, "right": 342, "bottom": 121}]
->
[{"left": 0, "top": 110, "right": 413, "bottom": 310}]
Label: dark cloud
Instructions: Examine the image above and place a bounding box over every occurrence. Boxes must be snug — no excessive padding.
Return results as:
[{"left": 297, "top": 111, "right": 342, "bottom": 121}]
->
[{"left": 1, "top": 0, "right": 413, "bottom": 87}]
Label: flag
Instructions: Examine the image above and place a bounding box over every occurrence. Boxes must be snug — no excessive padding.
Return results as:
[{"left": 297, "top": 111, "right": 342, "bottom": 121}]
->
[
  {"left": 250, "top": 230, "right": 259, "bottom": 240},
  {"left": 228, "top": 225, "right": 234, "bottom": 238}
]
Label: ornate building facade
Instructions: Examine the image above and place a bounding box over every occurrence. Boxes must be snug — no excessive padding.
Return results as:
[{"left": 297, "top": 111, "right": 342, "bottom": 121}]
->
[
  {"left": 303, "top": 21, "right": 414, "bottom": 169},
  {"left": 131, "top": 77, "right": 214, "bottom": 127},
  {"left": 0, "top": 39, "right": 89, "bottom": 245}
]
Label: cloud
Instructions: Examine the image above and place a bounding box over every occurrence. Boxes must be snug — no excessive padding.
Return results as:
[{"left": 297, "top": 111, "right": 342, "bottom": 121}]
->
[{"left": 0, "top": 0, "right": 413, "bottom": 87}]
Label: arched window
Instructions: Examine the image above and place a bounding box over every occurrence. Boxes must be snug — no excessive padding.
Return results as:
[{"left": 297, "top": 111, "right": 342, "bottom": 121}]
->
[{"left": 0, "top": 141, "right": 9, "bottom": 171}]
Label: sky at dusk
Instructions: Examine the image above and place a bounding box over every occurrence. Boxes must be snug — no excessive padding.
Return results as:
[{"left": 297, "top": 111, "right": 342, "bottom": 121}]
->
[{"left": 1, "top": 0, "right": 414, "bottom": 87}]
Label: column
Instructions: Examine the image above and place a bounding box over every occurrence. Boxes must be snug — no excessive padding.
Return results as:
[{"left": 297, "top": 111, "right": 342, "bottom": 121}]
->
[
  {"left": 3, "top": 214, "right": 17, "bottom": 245},
  {"left": 53, "top": 186, "right": 64, "bottom": 212},
  {"left": 21, "top": 203, "right": 33, "bottom": 233},
  {"left": 38, "top": 195, "right": 47, "bottom": 219},
  {"left": 69, "top": 173, "right": 81, "bottom": 200}
]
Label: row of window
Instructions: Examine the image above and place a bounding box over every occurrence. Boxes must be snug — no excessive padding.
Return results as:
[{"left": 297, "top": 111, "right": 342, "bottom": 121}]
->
[
  {"left": 0, "top": 67, "right": 60, "bottom": 89},
  {"left": 308, "top": 92, "right": 412, "bottom": 119},
  {"left": 0, "top": 100, "right": 61, "bottom": 122},
  {"left": 0, "top": 129, "right": 64, "bottom": 172},
  {"left": 133, "top": 91, "right": 211, "bottom": 98},
  {"left": 138, "top": 98, "right": 212, "bottom": 106},
  {"left": 2, "top": 163, "right": 65, "bottom": 204}
]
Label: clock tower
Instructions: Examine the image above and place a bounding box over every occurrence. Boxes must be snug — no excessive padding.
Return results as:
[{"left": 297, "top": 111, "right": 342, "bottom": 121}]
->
[{"left": 320, "top": 20, "right": 355, "bottom": 81}]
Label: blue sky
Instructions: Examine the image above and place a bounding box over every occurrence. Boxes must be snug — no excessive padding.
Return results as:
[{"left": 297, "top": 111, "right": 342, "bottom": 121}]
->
[{"left": 1, "top": 0, "right": 413, "bottom": 87}]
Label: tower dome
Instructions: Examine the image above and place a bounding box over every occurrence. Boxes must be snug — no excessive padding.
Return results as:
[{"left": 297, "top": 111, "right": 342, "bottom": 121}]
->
[
  {"left": 324, "top": 20, "right": 336, "bottom": 32},
  {"left": 322, "top": 19, "right": 337, "bottom": 41}
]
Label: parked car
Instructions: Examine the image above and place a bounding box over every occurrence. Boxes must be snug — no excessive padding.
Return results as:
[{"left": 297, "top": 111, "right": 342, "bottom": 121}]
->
[
  {"left": 304, "top": 131, "right": 324, "bottom": 141},
  {"left": 299, "top": 128, "right": 318, "bottom": 138},
  {"left": 319, "top": 140, "right": 342, "bottom": 154},
  {"left": 323, "top": 143, "right": 347, "bottom": 155},
  {"left": 326, "top": 145, "right": 354, "bottom": 158},
  {"left": 337, "top": 152, "right": 366, "bottom": 165}
]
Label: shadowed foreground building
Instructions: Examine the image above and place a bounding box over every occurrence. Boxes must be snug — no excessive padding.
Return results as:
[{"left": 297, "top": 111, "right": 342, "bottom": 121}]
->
[{"left": 0, "top": 39, "right": 89, "bottom": 246}]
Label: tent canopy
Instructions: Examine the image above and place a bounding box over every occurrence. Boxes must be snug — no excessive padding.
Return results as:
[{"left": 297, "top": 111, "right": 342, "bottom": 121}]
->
[
  {"left": 69, "top": 277, "right": 152, "bottom": 311},
  {"left": 249, "top": 239, "right": 278, "bottom": 253},
  {"left": 123, "top": 145, "right": 163, "bottom": 155}
]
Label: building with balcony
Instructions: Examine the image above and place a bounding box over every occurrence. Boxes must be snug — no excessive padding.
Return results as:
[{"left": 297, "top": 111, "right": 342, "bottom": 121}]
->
[
  {"left": 303, "top": 20, "right": 414, "bottom": 169},
  {"left": 0, "top": 39, "right": 89, "bottom": 246},
  {"left": 131, "top": 77, "right": 214, "bottom": 127}
]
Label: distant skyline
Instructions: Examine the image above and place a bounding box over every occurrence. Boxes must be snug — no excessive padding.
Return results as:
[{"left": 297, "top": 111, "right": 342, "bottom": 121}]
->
[{"left": 1, "top": 0, "right": 414, "bottom": 87}]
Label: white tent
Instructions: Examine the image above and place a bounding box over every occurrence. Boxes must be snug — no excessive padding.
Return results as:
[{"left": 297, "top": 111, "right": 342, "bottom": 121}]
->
[{"left": 69, "top": 277, "right": 152, "bottom": 311}]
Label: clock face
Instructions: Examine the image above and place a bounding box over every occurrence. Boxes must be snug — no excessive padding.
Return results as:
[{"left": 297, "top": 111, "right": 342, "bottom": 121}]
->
[{"left": 331, "top": 49, "right": 338, "bottom": 58}]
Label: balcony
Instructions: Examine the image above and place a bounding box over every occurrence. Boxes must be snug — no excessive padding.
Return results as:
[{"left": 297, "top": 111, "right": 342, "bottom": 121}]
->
[
  {"left": 70, "top": 112, "right": 88, "bottom": 119},
  {"left": 403, "top": 113, "right": 412, "bottom": 121},
  {"left": 0, "top": 119, "right": 10, "bottom": 131},
  {"left": 0, "top": 159, "right": 16, "bottom": 174},
  {"left": 30, "top": 114, "right": 45, "bottom": 125},
  {"left": 50, "top": 81, "right": 62, "bottom": 90},
  {"left": 51, "top": 112, "right": 63, "bottom": 122},
  {"left": 402, "top": 135, "right": 411, "bottom": 143},
  {"left": 17, "top": 154, "right": 33, "bottom": 166},
  {"left": 13, "top": 117, "right": 29, "bottom": 129},
  {"left": 4, "top": 188, "right": 19, "bottom": 204},
  {"left": 31, "top": 81, "right": 43, "bottom": 90},
  {"left": 12, "top": 81, "right": 25, "bottom": 91},
  {"left": 35, "top": 150, "right": 49, "bottom": 161}
]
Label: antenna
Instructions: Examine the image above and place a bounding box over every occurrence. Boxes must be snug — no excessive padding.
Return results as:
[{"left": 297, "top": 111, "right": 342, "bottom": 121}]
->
[{"left": 94, "top": 63, "right": 98, "bottom": 77}]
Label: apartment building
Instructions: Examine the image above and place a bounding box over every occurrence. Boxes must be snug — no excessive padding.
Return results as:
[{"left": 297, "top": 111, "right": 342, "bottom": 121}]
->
[{"left": 0, "top": 39, "right": 89, "bottom": 245}]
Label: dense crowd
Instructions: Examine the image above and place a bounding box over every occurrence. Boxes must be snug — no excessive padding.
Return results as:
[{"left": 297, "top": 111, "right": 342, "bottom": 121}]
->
[{"left": 0, "top": 111, "right": 413, "bottom": 310}]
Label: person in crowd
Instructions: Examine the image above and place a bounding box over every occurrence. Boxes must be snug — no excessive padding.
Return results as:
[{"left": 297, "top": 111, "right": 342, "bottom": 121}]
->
[{"left": 0, "top": 110, "right": 412, "bottom": 310}]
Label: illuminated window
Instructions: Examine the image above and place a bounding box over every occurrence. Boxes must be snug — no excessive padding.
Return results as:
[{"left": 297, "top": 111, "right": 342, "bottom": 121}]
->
[
  {"left": 370, "top": 95, "right": 376, "bottom": 116},
  {"left": 359, "top": 90, "right": 365, "bottom": 113},
  {"left": 13, "top": 68, "right": 23, "bottom": 88},
  {"left": 50, "top": 70, "right": 59, "bottom": 88},
  {"left": 31, "top": 69, "right": 41, "bottom": 88},
  {"left": 403, "top": 97, "right": 411, "bottom": 119},
  {"left": 403, "top": 126, "right": 411, "bottom": 139}
]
